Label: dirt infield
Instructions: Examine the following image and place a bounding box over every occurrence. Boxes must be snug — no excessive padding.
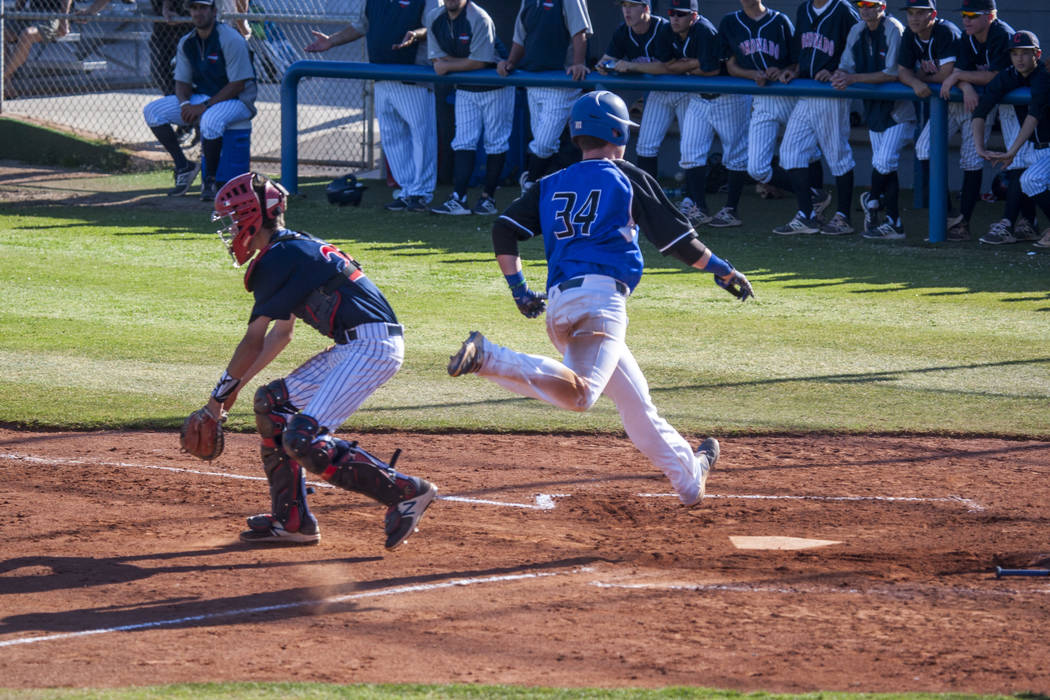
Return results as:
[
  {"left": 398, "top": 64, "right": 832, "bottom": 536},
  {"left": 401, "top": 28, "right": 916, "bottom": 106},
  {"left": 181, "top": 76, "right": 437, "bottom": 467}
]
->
[{"left": 2, "top": 429, "right": 1049, "bottom": 693}]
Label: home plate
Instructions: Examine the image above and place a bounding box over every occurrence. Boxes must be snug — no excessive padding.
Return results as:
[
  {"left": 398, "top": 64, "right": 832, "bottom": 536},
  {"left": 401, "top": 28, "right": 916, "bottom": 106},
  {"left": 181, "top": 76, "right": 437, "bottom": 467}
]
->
[{"left": 730, "top": 536, "right": 841, "bottom": 551}]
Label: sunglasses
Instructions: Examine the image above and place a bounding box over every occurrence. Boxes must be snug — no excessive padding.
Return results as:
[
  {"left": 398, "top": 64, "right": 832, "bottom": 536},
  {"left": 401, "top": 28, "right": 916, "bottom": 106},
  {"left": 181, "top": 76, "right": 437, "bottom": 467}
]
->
[
  {"left": 960, "top": 11, "right": 987, "bottom": 18},
  {"left": 855, "top": 1, "right": 883, "bottom": 7},
  {"left": 668, "top": 10, "right": 693, "bottom": 17}
]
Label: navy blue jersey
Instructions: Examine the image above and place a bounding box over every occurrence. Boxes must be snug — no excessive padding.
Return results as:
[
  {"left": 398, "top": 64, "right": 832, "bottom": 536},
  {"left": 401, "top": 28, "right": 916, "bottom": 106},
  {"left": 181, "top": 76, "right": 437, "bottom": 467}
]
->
[
  {"left": 1029, "top": 68, "right": 1050, "bottom": 148},
  {"left": 718, "top": 8, "right": 796, "bottom": 71},
  {"left": 177, "top": 22, "right": 255, "bottom": 97},
  {"left": 793, "top": 0, "right": 859, "bottom": 78},
  {"left": 954, "top": 18, "right": 1013, "bottom": 73},
  {"left": 518, "top": 0, "right": 571, "bottom": 71},
  {"left": 973, "top": 60, "right": 1043, "bottom": 122},
  {"left": 671, "top": 15, "right": 722, "bottom": 73},
  {"left": 498, "top": 159, "right": 695, "bottom": 293},
  {"left": 364, "top": 0, "right": 427, "bottom": 65},
  {"left": 898, "top": 19, "right": 961, "bottom": 72},
  {"left": 246, "top": 230, "right": 397, "bottom": 339},
  {"left": 846, "top": 17, "right": 898, "bottom": 132},
  {"left": 605, "top": 15, "right": 674, "bottom": 63}
]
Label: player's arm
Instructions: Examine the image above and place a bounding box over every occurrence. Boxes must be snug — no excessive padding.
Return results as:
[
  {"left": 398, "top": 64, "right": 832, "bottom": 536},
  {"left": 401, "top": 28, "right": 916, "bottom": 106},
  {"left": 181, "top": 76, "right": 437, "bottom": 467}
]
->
[
  {"left": 492, "top": 192, "right": 547, "bottom": 318},
  {"left": 305, "top": 24, "right": 365, "bottom": 52},
  {"left": 987, "top": 113, "right": 1040, "bottom": 168},
  {"left": 896, "top": 65, "right": 930, "bottom": 96},
  {"left": 498, "top": 42, "right": 525, "bottom": 76},
  {"left": 567, "top": 30, "right": 590, "bottom": 80},
  {"left": 433, "top": 56, "right": 486, "bottom": 75},
  {"left": 617, "top": 58, "right": 671, "bottom": 75},
  {"left": 206, "top": 315, "right": 294, "bottom": 415},
  {"left": 727, "top": 56, "right": 768, "bottom": 85}
]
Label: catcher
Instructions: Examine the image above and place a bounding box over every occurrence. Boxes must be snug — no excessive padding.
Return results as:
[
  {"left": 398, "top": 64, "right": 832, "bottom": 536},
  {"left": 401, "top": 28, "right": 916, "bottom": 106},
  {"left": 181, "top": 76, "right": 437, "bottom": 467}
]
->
[{"left": 181, "top": 171, "right": 437, "bottom": 549}]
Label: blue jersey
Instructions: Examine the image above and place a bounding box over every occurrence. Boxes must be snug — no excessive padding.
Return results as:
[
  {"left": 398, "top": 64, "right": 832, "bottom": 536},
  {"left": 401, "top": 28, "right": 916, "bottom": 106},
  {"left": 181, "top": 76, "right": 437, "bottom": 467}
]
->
[
  {"left": 518, "top": 0, "right": 571, "bottom": 71},
  {"left": 718, "top": 8, "right": 795, "bottom": 72},
  {"left": 364, "top": 0, "right": 427, "bottom": 65},
  {"left": 954, "top": 18, "right": 1013, "bottom": 73},
  {"left": 605, "top": 16, "right": 674, "bottom": 63},
  {"left": 245, "top": 230, "right": 397, "bottom": 340},
  {"left": 498, "top": 159, "right": 694, "bottom": 292},
  {"left": 898, "top": 18, "right": 960, "bottom": 73},
  {"left": 973, "top": 60, "right": 1044, "bottom": 123},
  {"left": 1029, "top": 69, "right": 1050, "bottom": 148},
  {"left": 793, "top": 0, "right": 858, "bottom": 78},
  {"left": 672, "top": 15, "right": 722, "bottom": 73}
]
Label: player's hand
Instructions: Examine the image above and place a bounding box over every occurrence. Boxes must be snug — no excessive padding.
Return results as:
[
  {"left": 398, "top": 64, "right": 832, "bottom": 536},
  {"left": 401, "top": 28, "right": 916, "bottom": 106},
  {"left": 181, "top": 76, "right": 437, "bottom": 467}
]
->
[
  {"left": 830, "top": 70, "right": 852, "bottom": 89},
  {"left": 497, "top": 59, "right": 514, "bottom": 76},
  {"left": 778, "top": 68, "right": 797, "bottom": 84},
  {"left": 911, "top": 83, "right": 932, "bottom": 98},
  {"left": 180, "top": 102, "right": 206, "bottom": 123},
  {"left": 567, "top": 63, "right": 589, "bottom": 81},
  {"left": 920, "top": 59, "right": 937, "bottom": 75},
  {"left": 962, "top": 89, "right": 979, "bottom": 113},
  {"left": 305, "top": 30, "right": 332, "bottom": 52},
  {"left": 814, "top": 69, "right": 832, "bottom": 83},
  {"left": 765, "top": 66, "right": 781, "bottom": 82},
  {"left": 432, "top": 58, "right": 450, "bottom": 76},
  {"left": 513, "top": 289, "right": 547, "bottom": 318},
  {"left": 715, "top": 269, "right": 754, "bottom": 302},
  {"left": 753, "top": 70, "right": 767, "bottom": 87},
  {"left": 393, "top": 29, "right": 421, "bottom": 50}
]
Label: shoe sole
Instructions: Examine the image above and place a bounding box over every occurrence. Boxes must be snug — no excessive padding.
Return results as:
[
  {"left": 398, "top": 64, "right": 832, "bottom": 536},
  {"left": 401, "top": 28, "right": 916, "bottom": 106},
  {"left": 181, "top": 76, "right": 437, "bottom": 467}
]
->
[
  {"left": 708, "top": 219, "right": 741, "bottom": 228},
  {"left": 385, "top": 484, "right": 438, "bottom": 550},
  {"left": 821, "top": 229, "right": 854, "bottom": 236},
  {"left": 431, "top": 209, "right": 471, "bottom": 215},
  {"left": 685, "top": 437, "right": 720, "bottom": 506},
  {"left": 239, "top": 529, "right": 321, "bottom": 544},
  {"left": 774, "top": 226, "right": 818, "bottom": 235},
  {"left": 448, "top": 331, "right": 484, "bottom": 377},
  {"left": 167, "top": 163, "right": 200, "bottom": 197}
]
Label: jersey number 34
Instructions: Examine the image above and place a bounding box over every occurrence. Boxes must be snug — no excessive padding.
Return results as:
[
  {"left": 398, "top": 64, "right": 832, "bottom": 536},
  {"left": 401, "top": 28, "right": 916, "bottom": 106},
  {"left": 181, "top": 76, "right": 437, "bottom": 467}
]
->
[{"left": 551, "top": 190, "right": 602, "bottom": 240}]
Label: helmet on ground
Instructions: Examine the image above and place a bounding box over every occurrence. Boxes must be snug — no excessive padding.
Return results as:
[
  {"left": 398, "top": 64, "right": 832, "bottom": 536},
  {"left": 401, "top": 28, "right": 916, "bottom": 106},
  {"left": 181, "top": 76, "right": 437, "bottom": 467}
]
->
[
  {"left": 569, "top": 90, "right": 639, "bottom": 147},
  {"left": 212, "top": 171, "right": 288, "bottom": 266},
  {"left": 326, "top": 173, "right": 367, "bottom": 206}
]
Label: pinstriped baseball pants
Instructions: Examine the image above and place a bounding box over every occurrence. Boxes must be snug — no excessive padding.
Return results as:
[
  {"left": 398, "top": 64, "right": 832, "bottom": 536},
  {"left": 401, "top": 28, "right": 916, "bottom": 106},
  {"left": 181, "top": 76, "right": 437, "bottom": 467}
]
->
[
  {"left": 143, "top": 93, "right": 252, "bottom": 141},
  {"left": 283, "top": 323, "right": 404, "bottom": 432}
]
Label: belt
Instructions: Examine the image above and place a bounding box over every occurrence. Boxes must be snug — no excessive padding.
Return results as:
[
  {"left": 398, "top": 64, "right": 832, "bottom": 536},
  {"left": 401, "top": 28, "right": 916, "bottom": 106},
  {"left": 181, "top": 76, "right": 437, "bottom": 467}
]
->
[
  {"left": 556, "top": 276, "right": 629, "bottom": 296},
  {"left": 341, "top": 322, "right": 403, "bottom": 343},
  {"left": 1034, "top": 142, "right": 1049, "bottom": 150}
]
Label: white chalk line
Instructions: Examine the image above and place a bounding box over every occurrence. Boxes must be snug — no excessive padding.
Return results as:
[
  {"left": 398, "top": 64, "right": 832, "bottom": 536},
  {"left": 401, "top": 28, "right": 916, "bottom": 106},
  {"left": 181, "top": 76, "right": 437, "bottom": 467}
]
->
[
  {"left": 0, "top": 453, "right": 563, "bottom": 510},
  {"left": 591, "top": 578, "right": 1050, "bottom": 600},
  {"left": 639, "top": 492, "right": 985, "bottom": 512},
  {"left": 0, "top": 569, "right": 576, "bottom": 649},
  {"left": 2, "top": 452, "right": 983, "bottom": 512}
]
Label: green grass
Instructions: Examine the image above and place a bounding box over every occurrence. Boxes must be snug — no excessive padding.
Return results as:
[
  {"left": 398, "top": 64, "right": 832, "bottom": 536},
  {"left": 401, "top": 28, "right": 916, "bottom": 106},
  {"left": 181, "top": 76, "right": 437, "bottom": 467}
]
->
[
  {"left": 1, "top": 683, "right": 1044, "bottom": 699},
  {"left": 1, "top": 170, "right": 1048, "bottom": 437}
]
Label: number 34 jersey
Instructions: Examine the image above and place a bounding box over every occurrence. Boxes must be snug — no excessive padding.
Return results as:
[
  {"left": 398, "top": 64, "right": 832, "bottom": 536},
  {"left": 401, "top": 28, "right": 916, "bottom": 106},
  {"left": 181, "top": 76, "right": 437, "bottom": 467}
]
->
[{"left": 498, "top": 158, "right": 695, "bottom": 293}]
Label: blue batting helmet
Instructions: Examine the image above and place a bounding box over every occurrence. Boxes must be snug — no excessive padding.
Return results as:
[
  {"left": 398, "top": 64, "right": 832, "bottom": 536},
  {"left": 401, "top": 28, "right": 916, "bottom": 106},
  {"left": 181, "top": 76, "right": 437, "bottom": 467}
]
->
[{"left": 569, "top": 90, "right": 639, "bottom": 147}]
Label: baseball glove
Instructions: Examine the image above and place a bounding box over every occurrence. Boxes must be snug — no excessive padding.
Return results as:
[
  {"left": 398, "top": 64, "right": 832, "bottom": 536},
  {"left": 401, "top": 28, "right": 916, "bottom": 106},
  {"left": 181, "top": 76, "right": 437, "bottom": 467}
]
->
[{"left": 179, "top": 404, "right": 227, "bottom": 461}]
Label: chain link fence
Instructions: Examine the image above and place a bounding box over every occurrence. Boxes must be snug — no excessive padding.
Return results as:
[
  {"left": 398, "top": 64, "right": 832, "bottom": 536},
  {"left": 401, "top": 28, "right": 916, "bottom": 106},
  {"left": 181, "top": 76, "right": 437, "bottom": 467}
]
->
[{"left": 2, "top": 0, "right": 375, "bottom": 171}]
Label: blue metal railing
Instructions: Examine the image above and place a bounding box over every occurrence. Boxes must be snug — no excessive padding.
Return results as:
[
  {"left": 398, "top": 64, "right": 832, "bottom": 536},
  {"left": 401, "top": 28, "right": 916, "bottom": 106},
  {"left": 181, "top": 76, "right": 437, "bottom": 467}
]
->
[{"left": 280, "top": 61, "right": 1032, "bottom": 243}]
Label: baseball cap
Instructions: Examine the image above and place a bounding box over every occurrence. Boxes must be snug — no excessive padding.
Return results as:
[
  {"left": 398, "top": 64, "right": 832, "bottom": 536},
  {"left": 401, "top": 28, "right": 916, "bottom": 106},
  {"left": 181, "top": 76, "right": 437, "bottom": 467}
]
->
[
  {"left": 619, "top": 0, "right": 650, "bottom": 5},
  {"left": 668, "top": 0, "right": 699, "bottom": 11},
  {"left": 900, "top": 0, "right": 935, "bottom": 10},
  {"left": 186, "top": 0, "right": 215, "bottom": 6},
  {"left": 1010, "top": 31, "right": 1040, "bottom": 50},
  {"left": 957, "top": 0, "right": 994, "bottom": 12}
]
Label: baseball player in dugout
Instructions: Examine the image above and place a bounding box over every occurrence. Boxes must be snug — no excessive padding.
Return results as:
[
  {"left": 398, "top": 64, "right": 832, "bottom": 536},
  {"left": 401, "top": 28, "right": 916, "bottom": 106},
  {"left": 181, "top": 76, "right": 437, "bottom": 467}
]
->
[
  {"left": 447, "top": 91, "right": 754, "bottom": 508},
  {"left": 500, "top": 0, "right": 593, "bottom": 191},
  {"left": 723, "top": 0, "right": 828, "bottom": 208},
  {"left": 143, "top": 0, "right": 257, "bottom": 201},
  {"left": 426, "top": 0, "right": 515, "bottom": 217},
  {"left": 305, "top": 0, "right": 437, "bottom": 213},
  {"left": 972, "top": 30, "right": 1043, "bottom": 245},
  {"left": 895, "top": 0, "right": 963, "bottom": 237},
  {"left": 201, "top": 172, "right": 438, "bottom": 548},
  {"left": 833, "top": 0, "right": 915, "bottom": 241},
  {"left": 772, "top": 0, "right": 860, "bottom": 236},
  {"left": 985, "top": 31, "right": 1050, "bottom": 249}
]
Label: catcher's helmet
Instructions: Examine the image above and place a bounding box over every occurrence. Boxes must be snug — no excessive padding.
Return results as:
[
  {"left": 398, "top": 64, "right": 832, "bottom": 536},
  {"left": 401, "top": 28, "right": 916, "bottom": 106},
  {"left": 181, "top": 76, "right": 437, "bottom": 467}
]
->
[
  {"left": 326, "top": 174, "right": 367, "bottom": 206},
  {"left": 212, "top": 171, "right": 288, "bottom": 266},
  {"left": 569, "top": 90, "right": 639, "bottom": 147}
]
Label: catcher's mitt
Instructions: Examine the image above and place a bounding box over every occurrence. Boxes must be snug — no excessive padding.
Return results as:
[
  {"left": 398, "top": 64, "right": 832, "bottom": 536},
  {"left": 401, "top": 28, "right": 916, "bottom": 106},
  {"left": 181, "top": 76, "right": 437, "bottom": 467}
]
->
[{"left": 179, "top": 405, "right": 227, "bottom": 461}]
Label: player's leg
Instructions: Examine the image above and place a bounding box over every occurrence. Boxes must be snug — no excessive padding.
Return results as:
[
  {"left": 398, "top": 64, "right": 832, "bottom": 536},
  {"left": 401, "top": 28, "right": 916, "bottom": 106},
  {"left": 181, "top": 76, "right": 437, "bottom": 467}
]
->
[
  {"left": 244, "top": 378, "right": 319, "bottom": 543},
  {"left": 478, "top": 87, "right": 515, "bottom": 206},
  {"left": 197, "top": 98, "right": 252, "bottom": 199},
  {"left": 635, "top": 91, "right": 678, "bottom": 180},
  {"left": 958, "top": 108, "right": 990, "bottom": 234},
  {"left": 1020, "top": 151, "right": 1050, "bottom": 246},
  {"left": 391, "top": 83, "right": 437, "bottom": 202},
  {"left": 144, "top": 93, "right": 204, "bottom": 195},
  {"left": 374, "top": 81, "right": 418, "bottom": 207},
  {"left": 601, "top": 346, "right": 712, "bottom": 506},
  {"left": 678, "top": 95, "right": 716, "bottom": 225},
  {"left": 524, "top": 87, "right": 578, "bottom": 185},
  {"left": 281, "top": 327, "right": 435, "bottom": 548},
  {"left": 453, "top": 282, "right": 628, "bottom": 412},
  {"left": 433, "top": 90, "right": 481, "bottom": 215},
  {"left": 809, "top": 98, "right": 855, "bottom": 234},
  {"left": 774, "top": 100, "right": 822, "bottom": 234},
  {"left": 708, "top": 94, "right": 750, "bottom": 226}
]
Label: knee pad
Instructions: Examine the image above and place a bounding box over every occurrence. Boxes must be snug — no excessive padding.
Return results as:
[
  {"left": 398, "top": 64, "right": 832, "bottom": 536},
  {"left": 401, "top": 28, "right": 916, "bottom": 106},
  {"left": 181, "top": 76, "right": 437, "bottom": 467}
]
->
[
  {"left": 282, "top": 413, "right": 338, "bottom": 475},
  {"left": 254, "top": 379, "right": 293, "bottom": 439}
]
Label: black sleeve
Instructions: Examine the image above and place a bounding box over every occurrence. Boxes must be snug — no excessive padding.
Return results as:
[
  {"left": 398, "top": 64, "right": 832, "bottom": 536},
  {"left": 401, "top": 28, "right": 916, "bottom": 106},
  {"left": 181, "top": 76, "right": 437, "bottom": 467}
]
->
[
  {"left": 972, "top": 70, "right": 1010, "bottom": 120},
  {"left": 616, "top": 160, "right": 708, "bottom": 266},
  {"left": 491, "top": 184, "right": 541, "bottom": 256}
]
